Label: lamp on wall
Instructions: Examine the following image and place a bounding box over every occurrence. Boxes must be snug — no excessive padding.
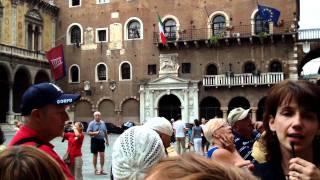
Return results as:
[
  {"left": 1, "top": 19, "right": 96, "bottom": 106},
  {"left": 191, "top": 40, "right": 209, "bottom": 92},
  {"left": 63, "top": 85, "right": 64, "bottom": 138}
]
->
[
  {"left": 109, "top": 80, "right": 117, "bottom": 91},
  {"left": 84, "top": 81, "right": 91, "bottom": 96}
]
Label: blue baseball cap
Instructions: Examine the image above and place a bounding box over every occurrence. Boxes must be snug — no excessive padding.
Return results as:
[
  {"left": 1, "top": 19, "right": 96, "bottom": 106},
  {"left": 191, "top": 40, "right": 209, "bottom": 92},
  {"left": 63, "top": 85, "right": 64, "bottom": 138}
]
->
[{"left": 21, "top": 83, "right": 81, "bottom": 116}]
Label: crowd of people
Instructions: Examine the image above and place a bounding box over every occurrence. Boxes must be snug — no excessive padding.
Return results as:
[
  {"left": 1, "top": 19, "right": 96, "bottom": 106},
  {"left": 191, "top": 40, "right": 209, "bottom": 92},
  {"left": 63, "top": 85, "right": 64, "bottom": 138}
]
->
[{"left": 0, "top": 80, "right": 319, "bottom": 180}]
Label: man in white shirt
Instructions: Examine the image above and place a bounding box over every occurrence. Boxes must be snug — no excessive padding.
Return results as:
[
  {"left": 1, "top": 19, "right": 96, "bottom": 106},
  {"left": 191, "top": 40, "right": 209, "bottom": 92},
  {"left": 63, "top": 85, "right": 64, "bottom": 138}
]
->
[{"left": 172, "top": 115, "right": 186, "bottom": 154}]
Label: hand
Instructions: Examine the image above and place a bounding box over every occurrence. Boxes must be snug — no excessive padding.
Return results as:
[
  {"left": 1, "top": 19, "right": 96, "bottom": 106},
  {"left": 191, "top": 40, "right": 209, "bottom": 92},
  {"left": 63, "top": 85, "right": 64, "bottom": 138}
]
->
[
  {"left": 105, "top": 141, "right": 109, "bottom": 146},
  {"left": 288, "top": 157, "right": 320, "bottom": 180},
  {"left": 254, "top": 121, "right": 264, "bottom": 133},
  {"left": 235, "top": 160, "right": 254, "bottom": 171},
  {"left": 218, "top": 133, "right": 235, "bottom": 152}
]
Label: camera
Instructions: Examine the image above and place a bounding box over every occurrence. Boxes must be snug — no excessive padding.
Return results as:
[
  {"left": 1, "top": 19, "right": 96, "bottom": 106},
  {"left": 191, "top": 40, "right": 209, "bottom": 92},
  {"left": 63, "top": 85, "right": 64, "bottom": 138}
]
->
[{"left": 62, "top": 122, "right": 74, "bottom": 142}]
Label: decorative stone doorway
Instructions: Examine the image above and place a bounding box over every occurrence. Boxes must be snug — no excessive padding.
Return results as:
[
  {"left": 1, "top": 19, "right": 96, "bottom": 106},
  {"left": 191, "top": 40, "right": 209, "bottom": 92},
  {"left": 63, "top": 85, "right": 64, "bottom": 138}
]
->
[
  {"left": 139, "top": 53, "right": 199, "bottom": 124},
  {"left": 158, "top": 94, "right": 181, "bottom": 121}
]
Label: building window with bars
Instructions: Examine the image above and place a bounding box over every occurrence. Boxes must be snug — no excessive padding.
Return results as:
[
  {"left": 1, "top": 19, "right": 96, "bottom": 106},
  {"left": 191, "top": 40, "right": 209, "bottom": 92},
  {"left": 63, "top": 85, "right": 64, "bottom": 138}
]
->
[
  {"left": 97, "top": 64, "right": 107, "bottom": 81},
  {"left": 128, "top": 20, "right": 141, "bottom": 39},
  {"left": 121, "top": 63, "right": 131, "bottom": 80},
  {"left": 96, "top": 28, "right": 108, "bottom": 43},
  {"left": 182, "top": 63, "right": 191, "bottom": 73},
  {"left": 148, "top": 64, "right": 157, "bottom": 75}
]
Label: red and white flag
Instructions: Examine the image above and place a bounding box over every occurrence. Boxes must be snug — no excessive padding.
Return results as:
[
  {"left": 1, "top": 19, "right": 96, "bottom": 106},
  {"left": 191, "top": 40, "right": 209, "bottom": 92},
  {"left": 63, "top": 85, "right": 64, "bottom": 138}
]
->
[
  {"left": 157, "top": 15, "right": 166, "bottom": 45},
  {"left": 45, "top": 44, "right": 66, "bottom": 81}
]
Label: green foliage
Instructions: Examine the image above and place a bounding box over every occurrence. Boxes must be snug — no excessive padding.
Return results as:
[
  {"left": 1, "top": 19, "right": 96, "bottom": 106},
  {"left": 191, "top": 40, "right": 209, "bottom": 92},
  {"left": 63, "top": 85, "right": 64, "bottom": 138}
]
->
[
  {"left": 257, "top": 32, "right": 268, "bottom": 40},
  {"left": 209, "top": 34, "right": 222, "bottom": 45}
]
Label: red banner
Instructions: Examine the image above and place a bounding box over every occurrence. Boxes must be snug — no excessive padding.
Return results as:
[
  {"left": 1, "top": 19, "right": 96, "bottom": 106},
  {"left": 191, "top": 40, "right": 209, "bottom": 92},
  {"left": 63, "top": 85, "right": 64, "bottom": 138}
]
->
[{"left": 45, "top": 44, "right": 66, "bottom": 81}]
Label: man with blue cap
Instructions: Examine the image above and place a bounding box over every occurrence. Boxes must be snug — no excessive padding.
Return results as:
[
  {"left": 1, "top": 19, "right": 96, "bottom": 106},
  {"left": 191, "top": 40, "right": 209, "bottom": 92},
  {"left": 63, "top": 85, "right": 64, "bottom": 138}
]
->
[{"left": 9, "top": 82, "right": 80, "bottom": 180}]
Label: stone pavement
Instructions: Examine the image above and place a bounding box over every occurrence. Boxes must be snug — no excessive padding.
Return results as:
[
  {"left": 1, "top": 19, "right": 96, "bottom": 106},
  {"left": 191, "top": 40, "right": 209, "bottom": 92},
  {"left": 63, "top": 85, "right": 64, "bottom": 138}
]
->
[{"left": 3, "top": 131, "right": 119, "bottom": 180}]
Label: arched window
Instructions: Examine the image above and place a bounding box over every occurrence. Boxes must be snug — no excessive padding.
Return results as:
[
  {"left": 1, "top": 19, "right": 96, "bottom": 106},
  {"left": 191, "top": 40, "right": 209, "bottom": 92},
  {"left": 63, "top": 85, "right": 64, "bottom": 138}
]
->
[
  {"left": 70, "top": 25, "right": 81, "bottom": 44},
  {"left": 254, "top": 13, "right": 269, "bottom": 34},
  {"left": 206, "top": 64, "right": 218, "bottom": 75},
  {"left": 25, "top": 9, "right": 43, "bottom": 51},
  {"left": 270, "top": 61, "right": 282, "bottom": 72},
  {"left": 127, "top": 20, "right": 141, "bottom": 39},
  {"left": 121, "top": 63, "right": 131, "bottom": 80},
  {"left": 164, "top": 19, "right": 176, "bottom": 40},
  {"left": 212, "top": 15, "right": 225, "bottom": 36},
  {"left": 70, "top": 65, "right": 79, "bottom": 83},
  {"left": 97, "top": 64, "right": 107, "bottom": 81},
  {"left": 244, "top": 62, "right": 256, "bottom": 73}
]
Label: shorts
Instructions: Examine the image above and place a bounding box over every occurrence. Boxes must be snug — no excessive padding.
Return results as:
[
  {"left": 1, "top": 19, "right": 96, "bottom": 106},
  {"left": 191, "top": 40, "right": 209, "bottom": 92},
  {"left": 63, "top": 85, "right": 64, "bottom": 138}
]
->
[{"left": 91, "top": 138, "right": 105, "bottom": 154}]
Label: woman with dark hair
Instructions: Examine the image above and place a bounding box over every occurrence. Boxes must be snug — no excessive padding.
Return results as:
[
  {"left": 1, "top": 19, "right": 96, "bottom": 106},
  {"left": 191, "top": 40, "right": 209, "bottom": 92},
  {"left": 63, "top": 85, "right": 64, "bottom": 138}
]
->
[
  {"left": 191, "top": 119, "right": 203, "bottom": 154},
  {"left": 254, "top": 80, "right": 320, "bottom": 179}
]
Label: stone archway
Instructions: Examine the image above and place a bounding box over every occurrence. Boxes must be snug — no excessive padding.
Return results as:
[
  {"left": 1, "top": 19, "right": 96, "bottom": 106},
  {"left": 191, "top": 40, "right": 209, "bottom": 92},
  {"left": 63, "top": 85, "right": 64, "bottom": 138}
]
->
[
  {"left": 121, "top": 98, "right": 139, "bottom": 124},
  {"left": 98, "top": 99, "right": 116, "bottom": 123},
  {"left": 199, "top": 96, "right": 222, "bottom": 119},
  {"left": 228, "top": 96, "right": 250, "bottom": 113},
  {"left": 34, "top": 70, "right": 50, "bottom": 84},
  {"left": 257, "top": 97, "right": 266, "bottom": 121},
  {"left": 74, "top": 100, "right": 93, "bottom": 122},
  {"left": 13, "top": 68, "right": 31, "bottom": 113},
  {"left": 158, "top": 94, "right": 181, "bottom": 121},
  {"left": 0, "top": 65, "right": 9, "bottom": 123},
  {"left": 298, "top": 48, "right": 320, "bottom": 76}
]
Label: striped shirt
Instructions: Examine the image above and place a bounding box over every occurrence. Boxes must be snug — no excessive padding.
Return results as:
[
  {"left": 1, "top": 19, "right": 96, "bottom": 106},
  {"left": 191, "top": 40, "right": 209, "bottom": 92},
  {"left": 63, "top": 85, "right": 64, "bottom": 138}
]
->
[{"left": 233, "top": 130, "right": 260, "bottom": 162}]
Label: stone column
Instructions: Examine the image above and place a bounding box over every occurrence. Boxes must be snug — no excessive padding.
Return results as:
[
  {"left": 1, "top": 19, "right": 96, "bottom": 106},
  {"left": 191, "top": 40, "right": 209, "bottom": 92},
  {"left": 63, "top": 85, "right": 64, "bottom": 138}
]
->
[
  {"left": 6, "top": 81, "right": 15, "bottom": 124},
  {"left": 183, "top": 89, "right": 189, "bottom": 123},
  {"left": 251, "top": 107, "right": 258, "bottom": 123},
  {"left": 288, "top": 44, "right": 299, "bottom": 80},
  {"left": 38, "top": 26, "right": 42, "bottom": 51},
  {"left": 31, "top": 24, "right": 36, "bottom": 51},
  {"left": 150, "top": 90, "right": 154, "bottom": 117},
  {"left": 139, "top": 87, "right": 145, "bottom": 124},
  {"left": 221, "top": 106, "right": 228, "bottom": 120}
]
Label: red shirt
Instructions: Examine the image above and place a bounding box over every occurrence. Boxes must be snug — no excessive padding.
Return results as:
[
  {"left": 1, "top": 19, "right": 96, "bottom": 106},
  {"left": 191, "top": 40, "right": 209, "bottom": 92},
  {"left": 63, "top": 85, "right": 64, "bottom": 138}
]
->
[
  {"left": 64, "top": 132, "right": 84, "bottom": 165},
  {"left": 9, "top": 125, "right": 74, "bottom": 180}
]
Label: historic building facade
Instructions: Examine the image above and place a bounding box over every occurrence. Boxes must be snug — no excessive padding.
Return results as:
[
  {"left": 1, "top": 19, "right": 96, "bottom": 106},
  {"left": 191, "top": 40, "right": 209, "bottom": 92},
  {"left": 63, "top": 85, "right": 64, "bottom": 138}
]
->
[
  {"left": 51, "top": 0, "right": 303, "bottom": 125},
  {"left": 0, "top": 0, "right": 58, "bottom": 124}
]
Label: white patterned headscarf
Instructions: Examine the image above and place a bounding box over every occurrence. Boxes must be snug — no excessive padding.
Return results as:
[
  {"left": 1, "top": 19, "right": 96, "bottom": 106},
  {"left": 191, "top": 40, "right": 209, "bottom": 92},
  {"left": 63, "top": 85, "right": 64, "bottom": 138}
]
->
[{"left": 112, "top": 126, "right": 165, "bottom": 180}]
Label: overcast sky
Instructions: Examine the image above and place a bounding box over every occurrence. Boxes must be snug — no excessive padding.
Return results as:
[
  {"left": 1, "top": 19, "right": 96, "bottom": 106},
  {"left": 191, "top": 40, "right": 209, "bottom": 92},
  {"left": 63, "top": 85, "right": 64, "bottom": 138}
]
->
[
  {"left": 299, "top": 0, "right": 320, "bottom": 29},
  {"left": 299, "top": 1, "right": 320, "bottom": 75}
]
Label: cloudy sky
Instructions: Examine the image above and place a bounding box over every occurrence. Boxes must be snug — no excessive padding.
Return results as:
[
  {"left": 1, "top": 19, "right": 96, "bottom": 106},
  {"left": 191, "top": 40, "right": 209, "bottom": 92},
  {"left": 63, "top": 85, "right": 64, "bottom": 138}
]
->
[
  {"left": 299, "top": 1, "right": 320, "bottom": 75},
  {"left": 299, "top": 0, "right": 320, "bottom": 29}
]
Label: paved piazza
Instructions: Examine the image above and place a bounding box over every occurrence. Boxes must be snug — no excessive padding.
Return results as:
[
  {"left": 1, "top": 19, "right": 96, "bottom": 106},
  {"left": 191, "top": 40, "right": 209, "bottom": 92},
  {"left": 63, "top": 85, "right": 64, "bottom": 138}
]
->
[{"left": 4, "top": 131, "right": 119, "bottom": 180}]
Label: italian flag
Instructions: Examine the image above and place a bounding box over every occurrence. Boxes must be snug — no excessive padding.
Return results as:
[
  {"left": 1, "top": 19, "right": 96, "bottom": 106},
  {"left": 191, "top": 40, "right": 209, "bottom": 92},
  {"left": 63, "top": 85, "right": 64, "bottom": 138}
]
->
[{"left": 157, "top": 15, "right": 166, "bottom": 45}]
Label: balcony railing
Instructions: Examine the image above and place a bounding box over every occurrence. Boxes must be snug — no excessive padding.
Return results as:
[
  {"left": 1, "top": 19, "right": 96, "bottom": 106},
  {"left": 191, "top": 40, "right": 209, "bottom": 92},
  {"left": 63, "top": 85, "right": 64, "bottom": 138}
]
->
[
  {"left": 0, "top": 43, "right": 47, "bottom": 62},
  {"left": 298, "top": 28, "right": 320, "bottom": 41},
  {"left": 153, "top": 20, "right": 296, "bottom": 43},
  {"left": 203, "top": 72, "right": 284, "bottom": 87}
]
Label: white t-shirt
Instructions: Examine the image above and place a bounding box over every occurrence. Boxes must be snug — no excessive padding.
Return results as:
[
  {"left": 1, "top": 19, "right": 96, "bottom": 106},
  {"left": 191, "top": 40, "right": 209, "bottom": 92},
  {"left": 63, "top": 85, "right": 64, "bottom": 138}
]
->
[{"left": 173, "top": 120, "right": 186, "bottom": 138}]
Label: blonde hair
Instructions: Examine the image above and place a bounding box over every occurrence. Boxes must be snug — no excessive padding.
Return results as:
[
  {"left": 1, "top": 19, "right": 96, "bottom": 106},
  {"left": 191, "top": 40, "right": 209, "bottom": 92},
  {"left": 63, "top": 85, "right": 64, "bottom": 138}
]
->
[
  {"left": 0, "top": 146, "right": 66, "bottom": 180},
  {"left": 203, "top": 118, "right": 226, "bottom": 144},
  {"left": 145, "top": 153, "right": 257, "bottom": 180}
]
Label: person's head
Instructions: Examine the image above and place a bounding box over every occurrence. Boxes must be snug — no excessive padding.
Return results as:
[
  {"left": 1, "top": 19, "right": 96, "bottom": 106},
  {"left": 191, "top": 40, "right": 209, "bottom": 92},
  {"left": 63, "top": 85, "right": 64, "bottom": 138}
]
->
[
  {"left": 227, "top": 107, "right": 253, "bottom": 138},
  {"left": 93, "top": 111, "right": 101, "bottom": 121},
  {"left": 203, "top": 118, "right": 232, "bottom": 145},
  {"left": 145, "top": 153, "right": 257, "bottom": 180},
  {"left": 263, "top": 80, "right": 320, "bottom": 163},
  {"left": 20, "top": 83, "right": 80, "bottom": 141},
  {"left": 0, "top": 127, "right": 5, "bottom": 145},
  {"left": 144, "top": 117, "right": 173, "bottom": 148},
  {"left": 0, "top": 146, "right": 66, "bottom": 180},
  {"left": 74, "top": 122, "right": 84, "bottom": 133},
  {"left": 201, "top": 118, "right": 207, "bottom": 125},
  {"left": 112, "top": 126, "right": 165, "bottom": 180},
  {"left": 14, "top": 120, "right": 22, "bottom": 128},
  {"left": 194, "top": 119, "right": 200, "bottom": 126}
]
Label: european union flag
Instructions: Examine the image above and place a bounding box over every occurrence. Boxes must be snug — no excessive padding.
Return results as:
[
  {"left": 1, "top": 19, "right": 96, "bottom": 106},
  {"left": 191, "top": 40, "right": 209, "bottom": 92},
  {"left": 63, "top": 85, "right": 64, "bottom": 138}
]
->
[{"left": 258, "top": 4, "right": 281, "bottom": 25}]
